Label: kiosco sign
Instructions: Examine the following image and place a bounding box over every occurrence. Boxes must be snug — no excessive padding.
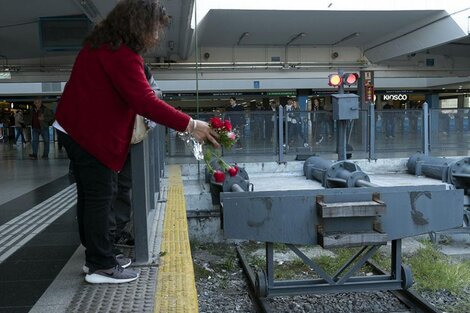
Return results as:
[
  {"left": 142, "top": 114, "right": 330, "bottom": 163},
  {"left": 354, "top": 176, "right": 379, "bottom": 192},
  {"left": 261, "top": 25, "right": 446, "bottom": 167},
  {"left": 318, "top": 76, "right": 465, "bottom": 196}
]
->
[{"left": 383, "top": 94, "right": 408, "bottom": 101}]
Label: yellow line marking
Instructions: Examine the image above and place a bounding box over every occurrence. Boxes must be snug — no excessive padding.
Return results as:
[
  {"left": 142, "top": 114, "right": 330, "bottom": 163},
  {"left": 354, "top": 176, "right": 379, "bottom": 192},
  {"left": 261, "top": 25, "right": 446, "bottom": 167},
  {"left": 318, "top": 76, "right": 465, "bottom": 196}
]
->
[{"left": 154, "top": 165, "right": 199, "bottom": 313}]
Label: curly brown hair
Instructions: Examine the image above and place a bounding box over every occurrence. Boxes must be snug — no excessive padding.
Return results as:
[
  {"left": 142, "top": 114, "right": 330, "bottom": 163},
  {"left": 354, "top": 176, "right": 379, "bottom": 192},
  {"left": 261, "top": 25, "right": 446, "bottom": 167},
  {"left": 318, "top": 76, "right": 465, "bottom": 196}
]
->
[{"left": 84, "top": 0, "right": 169, "bottom": 54}]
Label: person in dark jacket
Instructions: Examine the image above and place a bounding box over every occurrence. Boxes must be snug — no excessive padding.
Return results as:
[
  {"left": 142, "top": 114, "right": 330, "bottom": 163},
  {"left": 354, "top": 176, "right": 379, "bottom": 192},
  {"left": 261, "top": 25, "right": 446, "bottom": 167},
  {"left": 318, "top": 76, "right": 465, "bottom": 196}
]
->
[
  {"left": 14, "top": 110, "right": 26, "bottom": 145},
  {"left": 226, "top": 97, "right": 245, "bottom": 147},
  {"left": 27, "top": 97, "right": 54, "bottom": 159},
  {"left": 53, "top": 0, "right": 219, "bottom": 284},
  {"left": 382, "top": 102, "right": 396, "bottom": 138}
]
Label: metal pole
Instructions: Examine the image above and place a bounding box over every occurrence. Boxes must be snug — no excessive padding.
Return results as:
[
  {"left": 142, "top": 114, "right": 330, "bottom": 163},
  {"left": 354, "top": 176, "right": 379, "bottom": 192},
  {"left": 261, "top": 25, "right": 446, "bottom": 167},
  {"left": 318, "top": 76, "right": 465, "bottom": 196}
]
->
[
  {"left": 148, "top": 130, "right": 155, "bottom": 208},
  {"left": 154, "top": 128, "right": 160, "bottom": 195},
  {"left": 337, "top": 69, "right": 347, "bottom": 161},
  {"left": 422, "top": 102, "right": 429, "bottom": 156},
  {"left": 278, "top": 106, "right": 285, "bottom": 163},
  {"left": 266, "top": 242, "right": 274, "bottom": 287},
  {"left": 194, "top": 0, "right": 201, "bottom": 174},
  {"left": 337, "top": 120, "right": 347, "bottom": 160},
  {"left": 369, "top": 102, "right": 376, "bottom": 160},
  {"left": 131, "top": 141, "right": 150, "bottom": 264},
  {"left": 391, "top": 239, "right": 402, "bottom": 281}
]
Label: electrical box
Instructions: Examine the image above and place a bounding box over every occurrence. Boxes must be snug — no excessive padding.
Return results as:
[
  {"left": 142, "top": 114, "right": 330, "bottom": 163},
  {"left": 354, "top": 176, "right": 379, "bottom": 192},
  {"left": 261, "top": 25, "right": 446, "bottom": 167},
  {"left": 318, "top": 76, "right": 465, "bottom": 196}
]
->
[{"left": 332, "top": 93, "right": 359, "bottom": 120}]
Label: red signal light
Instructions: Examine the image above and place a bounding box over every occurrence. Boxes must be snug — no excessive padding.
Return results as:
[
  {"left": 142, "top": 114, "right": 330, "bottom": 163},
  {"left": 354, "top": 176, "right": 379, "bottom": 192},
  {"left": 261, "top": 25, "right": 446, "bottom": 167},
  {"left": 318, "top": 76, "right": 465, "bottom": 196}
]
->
[
  {"left": 343, "top": 73, "right": 359, "bottom": 86},
  {"left": 328, "top": 74, "right": 342, "bottom": 87}
]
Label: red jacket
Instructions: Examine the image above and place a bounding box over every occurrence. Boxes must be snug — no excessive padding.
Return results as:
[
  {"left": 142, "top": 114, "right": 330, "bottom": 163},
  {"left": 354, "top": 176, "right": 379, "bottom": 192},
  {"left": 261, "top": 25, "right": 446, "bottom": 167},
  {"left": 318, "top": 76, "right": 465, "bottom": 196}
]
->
[{"left": 56, "top": 44, "right": 190, "bottom": 171}]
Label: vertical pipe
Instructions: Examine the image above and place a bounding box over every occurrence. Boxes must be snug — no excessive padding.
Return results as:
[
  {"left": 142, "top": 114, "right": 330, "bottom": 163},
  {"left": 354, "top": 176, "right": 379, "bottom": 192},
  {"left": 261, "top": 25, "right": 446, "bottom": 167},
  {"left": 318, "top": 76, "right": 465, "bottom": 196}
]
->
[
  {"left": 285, "top": 105, "right": 289, "bottom": 149},
  {"left": 154, "top": 128, "right": 160, "bottom": 195},
  {"left": 194, "top": 0, "right": 199, "bottom": 119},
  {"left": 369, "top": 102, "right": 376, "bottom": 160},
  {"left": 266, "top": 242, "right": 274, "bottom": 288},
  {"left": 391, "top": 239, "right": 402, "bottom": 281},
  {"left": 423, "top": 102, "right": 429, "bottom": 156},
  {"left": 337, "top": 120, "right": 347, "bottom": 161},
  {"left": 336, "top": 69, "right": 346, "bottom": 161},
  {"left": 194, "top": 0, "right": 201, "bottom": 174},
  {"left": 338, "top": 69, "right": 344, "bottom": 94},
  {"left": 278, "top": 107, "right": 285, "bottom": 163},
  {"left": 148, "top": 130, "right": 155, "bottom": 209}
]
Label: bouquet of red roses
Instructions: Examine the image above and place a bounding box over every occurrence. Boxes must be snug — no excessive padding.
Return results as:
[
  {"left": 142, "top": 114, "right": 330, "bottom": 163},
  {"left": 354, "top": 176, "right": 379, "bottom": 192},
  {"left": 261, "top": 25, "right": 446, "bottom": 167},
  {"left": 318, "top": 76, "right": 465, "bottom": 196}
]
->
[{"left": 204, "top": 117, "right": 239, "bottom": 183}]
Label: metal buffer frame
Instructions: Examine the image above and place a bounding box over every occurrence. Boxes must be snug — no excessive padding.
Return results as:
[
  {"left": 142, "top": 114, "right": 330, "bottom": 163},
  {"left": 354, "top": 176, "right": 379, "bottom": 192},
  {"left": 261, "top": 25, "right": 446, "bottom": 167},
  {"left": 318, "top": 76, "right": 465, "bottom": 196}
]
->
[
  {"left": 221, "top": 157, "right": 464, "bottom": 299},
  {"left": 205, "top": 159, "right": 252, "bottom": 204},
  {"left": 304, "top": 156, "right": 377, "bottom": 188},
  {"left": 407, "top": 154, "right": 470, "bottom": 190},
  {"left": 407, "top": 153, "right": 470, "bottom": 228}
]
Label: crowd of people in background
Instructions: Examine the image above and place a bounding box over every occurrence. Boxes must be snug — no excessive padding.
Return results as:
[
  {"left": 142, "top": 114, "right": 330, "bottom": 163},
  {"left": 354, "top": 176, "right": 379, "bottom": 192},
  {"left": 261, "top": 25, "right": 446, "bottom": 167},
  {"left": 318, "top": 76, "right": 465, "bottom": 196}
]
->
[
  {"left": 0, "top": 97, "right": 55, "bottom": 158},
  {"left": 216, "top": 96, "right": 334, "bottom": 148},
  {"left": 1, "top": 96, "right": 466, "bottom": 155}
]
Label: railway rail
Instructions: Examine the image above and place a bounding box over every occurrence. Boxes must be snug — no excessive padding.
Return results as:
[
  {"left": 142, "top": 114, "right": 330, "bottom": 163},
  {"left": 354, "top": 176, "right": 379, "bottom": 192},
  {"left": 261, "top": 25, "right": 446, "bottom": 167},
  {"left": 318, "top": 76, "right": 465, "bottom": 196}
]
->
[{"left": 237, "top": 247, "right": 443, "bottom": 313}]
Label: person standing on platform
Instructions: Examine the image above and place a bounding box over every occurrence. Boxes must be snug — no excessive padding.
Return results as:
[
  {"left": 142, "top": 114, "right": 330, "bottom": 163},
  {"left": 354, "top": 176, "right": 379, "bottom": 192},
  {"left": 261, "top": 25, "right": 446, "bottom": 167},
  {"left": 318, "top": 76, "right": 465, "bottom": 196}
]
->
[
  {"left": 111, "top": 64, "right": 161, "bottom": 248},
  {"left": 382, "top": 102, "right": 396, "bottom": 138},
  {"left": 28, "top": 97, "right": 54, "bottom": 159},
  {"left": 53, "top": 0, "right": 219, "bottom": 284},
  {"left": 14, "top": 110, "right": 26, "bottom": 145},
  {"left": 285, "top": 98, "right": 297, "bottom": 145},
  {"left": 292, "top": 100, "right": 307, "bottom": 146},
  {"left": 226, "top": 97, "right": 245, "bottom": 147}
]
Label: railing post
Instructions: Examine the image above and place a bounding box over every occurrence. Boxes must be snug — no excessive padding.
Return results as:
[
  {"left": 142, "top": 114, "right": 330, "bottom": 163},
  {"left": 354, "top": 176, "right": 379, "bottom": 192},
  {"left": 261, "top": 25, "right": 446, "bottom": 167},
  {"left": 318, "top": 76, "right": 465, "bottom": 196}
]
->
[
  {"left": 168, "top": 129, "right": 176, "bottom": 157},
  {"left": 153, "top": 127, "right": 161, "bottom": 196},
  {"left": 131, "top": 137, "right": 151, "bottom": 264},
  {"left": 278, "top": 107, "right": 285, "bottom": 163},
  {"left": 422, "top": 102, "right": 429, "bottom": 156},
  {"left": 149, "top": 131, "right": 156, "bottom": 210},
  {"left": 160, "top": 125, "right": 165, "bottom": 176}
]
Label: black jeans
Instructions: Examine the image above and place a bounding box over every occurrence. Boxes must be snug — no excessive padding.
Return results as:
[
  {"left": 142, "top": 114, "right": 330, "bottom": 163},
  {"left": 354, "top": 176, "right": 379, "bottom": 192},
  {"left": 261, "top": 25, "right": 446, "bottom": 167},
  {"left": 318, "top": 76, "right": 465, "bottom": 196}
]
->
[
  {"left": 109, "top": 153, "right": 132, "bottom": 240},
  {"left": 58, "top": 130, "right": 118, "bottom": 271}
]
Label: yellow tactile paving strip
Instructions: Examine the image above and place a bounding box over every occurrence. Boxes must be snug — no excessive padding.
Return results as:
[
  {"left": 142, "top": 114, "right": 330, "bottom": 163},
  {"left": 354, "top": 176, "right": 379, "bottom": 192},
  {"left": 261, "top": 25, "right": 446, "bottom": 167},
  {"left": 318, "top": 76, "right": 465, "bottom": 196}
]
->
[{"left": 154, "top": 165, "right": 199, "bottom": 313}]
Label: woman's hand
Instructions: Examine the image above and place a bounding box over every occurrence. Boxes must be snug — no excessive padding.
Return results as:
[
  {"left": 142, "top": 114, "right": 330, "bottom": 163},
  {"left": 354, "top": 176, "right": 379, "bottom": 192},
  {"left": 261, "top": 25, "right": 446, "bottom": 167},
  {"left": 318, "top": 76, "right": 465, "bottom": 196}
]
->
[{"left": 191, "top": 119, "right": 220, "bottom": 148}]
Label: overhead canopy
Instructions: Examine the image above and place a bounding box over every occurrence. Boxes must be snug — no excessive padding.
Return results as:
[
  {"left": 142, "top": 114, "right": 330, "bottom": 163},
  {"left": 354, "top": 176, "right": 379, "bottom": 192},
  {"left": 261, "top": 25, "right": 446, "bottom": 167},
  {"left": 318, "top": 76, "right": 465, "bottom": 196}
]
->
[{"left": 0, "top": 1, "right": 468, "bottom": 63}]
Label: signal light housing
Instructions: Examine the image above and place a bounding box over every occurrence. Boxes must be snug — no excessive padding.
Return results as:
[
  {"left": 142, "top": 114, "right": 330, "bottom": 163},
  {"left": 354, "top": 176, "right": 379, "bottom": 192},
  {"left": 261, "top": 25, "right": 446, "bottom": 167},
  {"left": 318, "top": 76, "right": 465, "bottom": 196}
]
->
[
  {"left": 328, "top": 74, "right": 342, "bottom": 87},
  {"left": 343, "top": 73, "right": 359, "bottom": 86}
]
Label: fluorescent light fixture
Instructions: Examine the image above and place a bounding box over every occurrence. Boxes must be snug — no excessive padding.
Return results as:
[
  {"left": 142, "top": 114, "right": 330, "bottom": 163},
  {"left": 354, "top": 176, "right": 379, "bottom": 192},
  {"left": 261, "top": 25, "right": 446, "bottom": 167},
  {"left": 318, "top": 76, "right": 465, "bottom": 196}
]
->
[
  {"left": 237, "top": 32, "right": 250, "bottom": 45},
  {"left": 333, "top": 32, "right": 359, "bottom": 45},
  {"left": 286, "top": 32, "right": 306, "bottom": 46},
  {"left": 74, "top": 0, "right": 101, "bottom": 21}
]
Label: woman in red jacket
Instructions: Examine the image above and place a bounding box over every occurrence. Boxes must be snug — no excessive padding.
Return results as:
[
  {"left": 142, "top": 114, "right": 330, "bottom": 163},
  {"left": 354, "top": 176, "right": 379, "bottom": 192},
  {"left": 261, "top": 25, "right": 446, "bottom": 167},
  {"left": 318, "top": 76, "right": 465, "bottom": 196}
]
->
[{"left": 54, "top": 0, "right": 218, "bottom": 284}]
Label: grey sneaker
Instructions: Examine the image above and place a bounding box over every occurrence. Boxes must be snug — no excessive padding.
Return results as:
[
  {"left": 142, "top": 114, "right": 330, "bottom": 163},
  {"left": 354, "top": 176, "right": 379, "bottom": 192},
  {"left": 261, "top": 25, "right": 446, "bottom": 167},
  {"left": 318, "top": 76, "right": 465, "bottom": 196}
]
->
[
  {"left": 85, "top": 265, "right": 139, "bottom": 284},
  {"left": 82, "top": 255, "right": 132, "bottom": 274}
]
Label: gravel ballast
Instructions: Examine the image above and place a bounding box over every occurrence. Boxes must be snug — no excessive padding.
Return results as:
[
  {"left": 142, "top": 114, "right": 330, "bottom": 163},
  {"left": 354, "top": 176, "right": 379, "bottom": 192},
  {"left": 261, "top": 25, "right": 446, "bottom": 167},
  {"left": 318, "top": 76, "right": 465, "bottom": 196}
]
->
[{"left": 191, "top": 243, "right": 445, "bottom": 313}]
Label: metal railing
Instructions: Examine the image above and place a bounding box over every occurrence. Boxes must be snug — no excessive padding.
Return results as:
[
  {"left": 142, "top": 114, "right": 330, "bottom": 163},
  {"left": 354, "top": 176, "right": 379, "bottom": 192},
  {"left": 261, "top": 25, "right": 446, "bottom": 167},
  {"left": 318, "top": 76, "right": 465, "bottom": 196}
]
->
[
  {"left": 131, "top": 124, "right": 166, "bottom": 264},
  {"left": 168, "top": 104, "right": 470, "bottom": 161}
]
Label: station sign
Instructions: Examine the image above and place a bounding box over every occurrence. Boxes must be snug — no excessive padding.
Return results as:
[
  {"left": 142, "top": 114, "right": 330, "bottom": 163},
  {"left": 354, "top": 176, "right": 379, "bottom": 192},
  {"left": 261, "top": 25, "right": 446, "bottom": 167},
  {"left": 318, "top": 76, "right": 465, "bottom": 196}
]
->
[
  {"left": 162, "top": 90, "right": 297, "bottom": 99},
  {"left": 382, "top": 94, "right": 408, "bottom": 101},
  {"left": 266, "top": 91, "right": 296, "bottom": 96}
]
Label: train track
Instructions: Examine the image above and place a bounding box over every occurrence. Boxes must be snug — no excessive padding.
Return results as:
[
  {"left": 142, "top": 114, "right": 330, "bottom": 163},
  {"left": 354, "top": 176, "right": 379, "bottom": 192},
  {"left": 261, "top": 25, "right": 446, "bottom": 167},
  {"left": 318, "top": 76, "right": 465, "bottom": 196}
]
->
[
  {"left": 237, "top": 246, "right": 442, "bottom": 313},
  {"left": 236, "top": 246, "right": 272, "bottom": 313},
  {"left": 366, "top": 260, "right": 442, "bottom": 313}
]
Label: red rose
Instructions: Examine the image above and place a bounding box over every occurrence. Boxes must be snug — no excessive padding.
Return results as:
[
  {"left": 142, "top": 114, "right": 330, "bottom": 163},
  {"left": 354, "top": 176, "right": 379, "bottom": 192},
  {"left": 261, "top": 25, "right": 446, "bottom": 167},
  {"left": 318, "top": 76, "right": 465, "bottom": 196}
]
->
[
  {"left": 227, "top": 166, "right": 238, "bottom": 177},
  {"left": 224, "top": 120, "right": 232, "bottom": 131},
  {"left": 209, "top": 117, "right": 224, "bottom": 129},
  {"left": 213, "top": 170, "right": 225, "bottom": 183}
]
